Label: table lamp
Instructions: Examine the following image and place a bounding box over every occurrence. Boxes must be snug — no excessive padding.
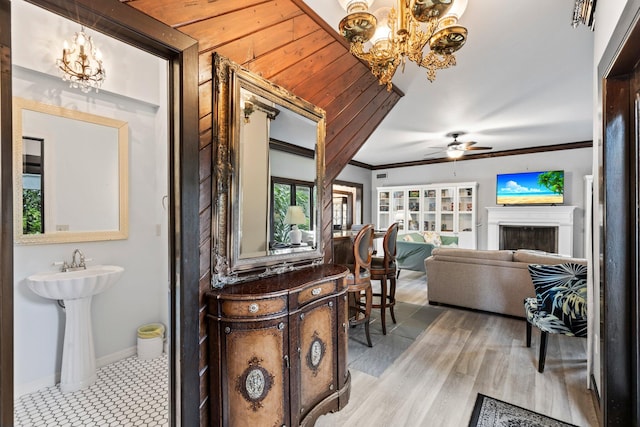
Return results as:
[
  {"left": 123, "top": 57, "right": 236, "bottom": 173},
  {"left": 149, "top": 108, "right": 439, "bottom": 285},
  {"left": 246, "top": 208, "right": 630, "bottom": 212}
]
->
[{"left": 285, "top": 205, "right": 306, "bottom": 245}]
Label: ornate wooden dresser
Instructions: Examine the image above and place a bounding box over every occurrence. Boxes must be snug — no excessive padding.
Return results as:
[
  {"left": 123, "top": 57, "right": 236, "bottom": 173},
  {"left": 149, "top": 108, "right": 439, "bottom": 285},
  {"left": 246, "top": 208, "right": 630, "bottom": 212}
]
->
[{"left": 206, "top": 264, "right": 351, "bottom": 426}]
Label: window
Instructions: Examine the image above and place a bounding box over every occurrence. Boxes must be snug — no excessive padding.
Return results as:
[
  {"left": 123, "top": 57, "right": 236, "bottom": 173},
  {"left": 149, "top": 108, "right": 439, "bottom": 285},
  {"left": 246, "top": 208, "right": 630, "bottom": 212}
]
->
[{"left": 271, "top": 177, "right": 315, "bottom": 245}]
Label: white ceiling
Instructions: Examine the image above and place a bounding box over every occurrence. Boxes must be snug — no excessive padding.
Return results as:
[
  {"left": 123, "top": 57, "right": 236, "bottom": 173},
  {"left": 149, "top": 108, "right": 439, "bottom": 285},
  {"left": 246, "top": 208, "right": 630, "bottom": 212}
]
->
[{"left": 303, "top": 0, "right": 595, "bottom": 166}]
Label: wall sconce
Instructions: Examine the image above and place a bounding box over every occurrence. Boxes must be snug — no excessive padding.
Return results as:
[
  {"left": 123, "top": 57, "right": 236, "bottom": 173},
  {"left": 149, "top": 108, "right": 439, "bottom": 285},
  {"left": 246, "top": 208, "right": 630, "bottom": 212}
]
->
[
  {"left": 56, "top": 27, "right": 105, "bottom": 93},
  {"left": 285, "top": 205, "right": 306, "bottom": 245},
  {"left": 242, "top": 100, "right": 255, "bottom": 123}
]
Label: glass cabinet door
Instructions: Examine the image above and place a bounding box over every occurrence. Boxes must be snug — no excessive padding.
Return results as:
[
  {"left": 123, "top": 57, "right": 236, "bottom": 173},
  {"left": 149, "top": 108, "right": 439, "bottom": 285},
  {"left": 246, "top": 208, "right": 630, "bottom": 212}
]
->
[
  {"left": 457, "top": 186, "right": 474, "bottom": 233},
  {"left": 422, "top": 188, "right": 437, "bottom": 232},
  {"left": 439, "top": 187, "right": 454, "bottom": 232},
  {"left": 392, "top": 190, "right": 405, "bottom": 231},
  {"left": 406, "top": 189, "right": 421, "bottom": 231},
  {"left": 377, "top": 190, "right": 390, "bottom": 230}
]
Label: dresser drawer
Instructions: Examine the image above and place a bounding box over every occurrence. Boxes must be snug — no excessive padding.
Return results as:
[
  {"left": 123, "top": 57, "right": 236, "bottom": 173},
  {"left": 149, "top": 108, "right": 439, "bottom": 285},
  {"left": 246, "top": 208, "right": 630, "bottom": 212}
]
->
[
  {"left": 296, "top": 280, "right": 337, "bottom": 306},
  {"left": 221, "top": 296, "right": 287, "bottom": 319}
]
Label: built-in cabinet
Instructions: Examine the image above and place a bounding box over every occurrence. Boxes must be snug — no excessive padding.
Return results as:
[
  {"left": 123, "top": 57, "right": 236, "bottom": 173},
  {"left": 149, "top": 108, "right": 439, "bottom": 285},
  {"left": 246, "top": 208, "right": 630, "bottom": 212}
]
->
[
  {"left": 206, "top": 265, "right": 351, "bottom": 427},
  {"left": 377, "top": 182, "right": 478, "bottom": 249}
]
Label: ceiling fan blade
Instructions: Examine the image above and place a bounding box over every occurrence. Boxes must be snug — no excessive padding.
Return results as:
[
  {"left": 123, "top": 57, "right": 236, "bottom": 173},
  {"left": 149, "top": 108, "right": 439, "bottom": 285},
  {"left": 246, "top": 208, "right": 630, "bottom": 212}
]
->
[{"left": 464, "top": 146, "right": 493, "bottom": 151}]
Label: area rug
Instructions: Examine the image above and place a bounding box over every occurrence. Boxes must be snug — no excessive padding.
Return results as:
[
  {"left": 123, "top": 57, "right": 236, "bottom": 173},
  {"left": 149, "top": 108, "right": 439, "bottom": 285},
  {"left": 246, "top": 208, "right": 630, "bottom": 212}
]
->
[
  {"left": 468, "top": 393, "right": 578, "bottom": 427},
  {"left": 347, "top": 301, "right": 444, "bottom": 377}
]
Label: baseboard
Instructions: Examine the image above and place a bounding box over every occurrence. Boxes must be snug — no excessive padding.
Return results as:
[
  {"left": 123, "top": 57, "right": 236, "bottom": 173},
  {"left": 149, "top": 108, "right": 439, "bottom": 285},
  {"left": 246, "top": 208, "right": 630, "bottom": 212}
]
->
[
  {"left": 15, "top": 346, "right": 137, "bottom": 399},
  {"left": 15, "top": 373, "right": 59, "bottom": 399},
  {"left": 96, "top": 346, "right": 137, "bottom": 368}
]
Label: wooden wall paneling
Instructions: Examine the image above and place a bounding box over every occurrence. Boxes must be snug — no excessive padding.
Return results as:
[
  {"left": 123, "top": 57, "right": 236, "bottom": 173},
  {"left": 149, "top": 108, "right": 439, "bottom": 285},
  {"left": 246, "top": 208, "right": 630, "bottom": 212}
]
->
[
  {"left": 177, "top": 2, "right": 304, "bottom": 53},
  {"left": 326, "top": 91, "right": 401, "bottom": 180},
  {"left": 324, "top": 74, "right": 380, "bottom": 124},
  {"left": 270, "top": 41, "right": 346, "bottom": 92},
  {"left": 248, "top": 29, "right": 336, "bottom": 80},
  {"left": 297, "top": 54, "right": 369, "bottom": 105},
  {"left": 127, "top": 0, "right": 267, "bottom": 28}
]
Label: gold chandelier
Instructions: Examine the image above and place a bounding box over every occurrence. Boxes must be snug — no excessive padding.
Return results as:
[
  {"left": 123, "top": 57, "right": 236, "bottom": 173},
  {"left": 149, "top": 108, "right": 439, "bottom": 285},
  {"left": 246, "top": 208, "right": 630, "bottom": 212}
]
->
[
  {"left": 56, "top": 27, "right": 106, "bottom": 93},
  {"left": 338, "top": 0, "right": 468, "bottom": 91}
]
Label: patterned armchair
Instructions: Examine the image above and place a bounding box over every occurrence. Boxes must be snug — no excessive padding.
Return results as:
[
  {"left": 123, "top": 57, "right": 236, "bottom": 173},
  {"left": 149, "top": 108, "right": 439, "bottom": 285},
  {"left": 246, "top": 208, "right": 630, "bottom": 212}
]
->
[{"left": 524, "top": 263, "right": 588, "bottom": 373}]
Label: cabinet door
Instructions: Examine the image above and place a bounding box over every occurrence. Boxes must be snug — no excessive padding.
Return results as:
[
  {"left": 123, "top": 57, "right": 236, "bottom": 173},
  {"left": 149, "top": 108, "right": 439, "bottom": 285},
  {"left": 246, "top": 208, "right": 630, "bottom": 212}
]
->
[
  {"left": 406, "top": 189, "right": 421, "bottom": 231},
  {"left": 438, "top": 187, "right": 455, "bottom": 232},
  {"left": 391, "top": 190, "right": 405, "bottom": 231},
  {"left": 422, "top": 187, "right": 437, "bottom": 232},
  {"left": 455, "top": 185, "right": 477, "bottom": 248},
  {"left": 377, "top": 190, "right": 390, "bottom": 230},
  {"left": 221, "top": 319, "right": 289, "bottom": 427},
  {"left": 291, "top": 298, "right": 337, "bottom": 424}
]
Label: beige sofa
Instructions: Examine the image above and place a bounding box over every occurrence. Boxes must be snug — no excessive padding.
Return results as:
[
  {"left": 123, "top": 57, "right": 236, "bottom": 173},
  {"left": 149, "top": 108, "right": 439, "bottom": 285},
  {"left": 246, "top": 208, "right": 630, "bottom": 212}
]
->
[{"left": 424, "top": 248, "right": 587, "bottom": 318}]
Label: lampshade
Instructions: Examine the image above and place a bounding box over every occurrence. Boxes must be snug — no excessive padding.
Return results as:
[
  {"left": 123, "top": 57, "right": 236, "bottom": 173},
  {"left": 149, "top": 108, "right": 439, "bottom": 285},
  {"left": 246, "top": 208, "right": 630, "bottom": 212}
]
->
[
  {"left": 285, "top": 206, "right": 306, "bottom": 225},
  {"left": 445, "top": 0, "right": 468, "bottom": 19},
  {"left": 338, "top": 0, "right": 374, "bottom": 12},
  {"left": 447, "top": 148, "right": 464, "bottom": 159}
]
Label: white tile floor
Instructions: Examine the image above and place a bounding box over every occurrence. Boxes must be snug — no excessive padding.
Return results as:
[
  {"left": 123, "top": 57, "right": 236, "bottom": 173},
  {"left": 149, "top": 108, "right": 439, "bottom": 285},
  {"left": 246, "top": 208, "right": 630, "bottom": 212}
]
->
[{"left": 14, "top": 354, "right": 169, "bottom": 427}]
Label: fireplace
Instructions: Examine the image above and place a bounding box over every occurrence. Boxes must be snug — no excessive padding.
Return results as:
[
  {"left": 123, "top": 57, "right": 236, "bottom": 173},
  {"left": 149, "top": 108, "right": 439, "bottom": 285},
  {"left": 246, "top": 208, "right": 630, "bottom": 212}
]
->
[
  {"left": 499, "top": 225, "right": 558, "bottom": 253},
  {"left": 487, "top": 206, "right": 576, "bottom": 256}
]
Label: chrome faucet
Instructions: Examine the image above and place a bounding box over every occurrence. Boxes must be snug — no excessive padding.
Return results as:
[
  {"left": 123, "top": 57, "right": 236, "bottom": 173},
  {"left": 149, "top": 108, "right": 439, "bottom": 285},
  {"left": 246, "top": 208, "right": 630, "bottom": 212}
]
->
[{"left": 70, "top": 249, "right": 86, "bottom": 270}]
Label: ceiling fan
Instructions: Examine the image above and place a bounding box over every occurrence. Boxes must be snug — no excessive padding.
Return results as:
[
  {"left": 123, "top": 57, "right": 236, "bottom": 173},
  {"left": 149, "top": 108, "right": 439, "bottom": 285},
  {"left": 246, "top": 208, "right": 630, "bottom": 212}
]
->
[{"left": 425, "top": 132, "right": 493, "bottom": 159}]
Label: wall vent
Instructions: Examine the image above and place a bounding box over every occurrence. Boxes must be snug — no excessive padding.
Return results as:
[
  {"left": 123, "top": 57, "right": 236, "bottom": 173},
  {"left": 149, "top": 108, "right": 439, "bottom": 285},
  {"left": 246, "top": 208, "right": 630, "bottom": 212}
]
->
[{"left": 376, "top": 173, "right": 387, "bottom": 179}]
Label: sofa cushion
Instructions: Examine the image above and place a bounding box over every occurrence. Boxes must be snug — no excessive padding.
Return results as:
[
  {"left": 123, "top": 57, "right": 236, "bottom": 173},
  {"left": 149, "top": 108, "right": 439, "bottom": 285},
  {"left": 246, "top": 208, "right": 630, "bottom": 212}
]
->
[
  {"left": 422, "top": 231, "right": 442, "bottom": 246},
  {"left": 440, "top": 235, "right": 459, "bottom": 247},
  {"left": 431, "top": 247, "right": 514, "bottom": 262},
  {"left": 401, "top": 232, "right": 426, "bottom": 243},
  {"left": 513, "top": 249, "right": 586, "bottom": 265}
]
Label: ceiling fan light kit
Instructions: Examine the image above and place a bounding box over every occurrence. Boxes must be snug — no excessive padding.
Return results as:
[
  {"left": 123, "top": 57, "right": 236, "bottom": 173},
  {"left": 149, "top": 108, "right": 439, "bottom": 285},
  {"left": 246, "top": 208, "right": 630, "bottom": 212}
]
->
[{"left": 338, "top": 0, "right": 468, "bottom": 91}]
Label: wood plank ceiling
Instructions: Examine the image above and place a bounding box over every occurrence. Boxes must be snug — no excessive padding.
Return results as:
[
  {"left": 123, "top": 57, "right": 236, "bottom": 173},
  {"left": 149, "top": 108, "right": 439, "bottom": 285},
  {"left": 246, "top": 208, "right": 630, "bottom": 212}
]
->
[{"left": 123, "top": 0, "right": 402, "bottom": 424}]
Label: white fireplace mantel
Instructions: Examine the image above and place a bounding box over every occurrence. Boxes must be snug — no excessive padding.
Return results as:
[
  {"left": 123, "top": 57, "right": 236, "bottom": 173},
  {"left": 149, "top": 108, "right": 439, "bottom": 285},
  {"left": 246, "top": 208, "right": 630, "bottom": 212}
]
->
[{"left": 486, "top": 206, "right": 577, "bottom": 256}]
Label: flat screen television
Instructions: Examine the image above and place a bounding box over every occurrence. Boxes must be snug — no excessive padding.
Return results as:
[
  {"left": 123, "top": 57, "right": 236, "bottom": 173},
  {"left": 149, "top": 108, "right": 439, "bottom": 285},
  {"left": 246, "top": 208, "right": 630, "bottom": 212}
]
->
[{"left": 496, "top": 170, "right": 564, "bottom": 205}]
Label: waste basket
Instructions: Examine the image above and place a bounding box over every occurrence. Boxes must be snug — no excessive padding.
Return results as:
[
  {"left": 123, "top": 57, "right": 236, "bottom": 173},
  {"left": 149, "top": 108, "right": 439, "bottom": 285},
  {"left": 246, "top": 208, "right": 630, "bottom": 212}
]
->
[{"left": 137, "top": 323, "right": 165, "bottom": 360}]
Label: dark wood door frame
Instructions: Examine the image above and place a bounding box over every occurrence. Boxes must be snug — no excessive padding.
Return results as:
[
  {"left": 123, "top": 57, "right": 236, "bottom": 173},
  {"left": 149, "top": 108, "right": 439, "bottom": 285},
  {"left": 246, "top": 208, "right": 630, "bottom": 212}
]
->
[
  {"left": 598, "top": 2, "right": 640, "bottom": 425},
  {"left": 0, "top": 1, "right": 200, "bottom": 425}
]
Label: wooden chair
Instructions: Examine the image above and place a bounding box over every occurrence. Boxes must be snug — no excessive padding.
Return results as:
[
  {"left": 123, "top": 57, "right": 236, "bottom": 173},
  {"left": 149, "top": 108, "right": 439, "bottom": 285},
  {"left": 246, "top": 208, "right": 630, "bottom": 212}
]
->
[
  {"left": 370, "top": 222, "right": 399, "bottom": 335},
  {"left": 525, "top": 263, "right": 588, "bottom": 372},
  {"left": 345, "top": 224, "right": 374, "bottom": 347}
]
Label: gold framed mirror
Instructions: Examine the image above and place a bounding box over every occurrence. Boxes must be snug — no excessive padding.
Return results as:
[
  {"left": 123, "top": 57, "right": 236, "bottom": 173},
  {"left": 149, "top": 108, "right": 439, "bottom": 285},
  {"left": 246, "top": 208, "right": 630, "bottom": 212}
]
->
[
  {"left": 13, "top": 97, "right": 129, "bottom": 244},
  {"left": 212, "top": 54, "right": 326, "bottom": 286}
]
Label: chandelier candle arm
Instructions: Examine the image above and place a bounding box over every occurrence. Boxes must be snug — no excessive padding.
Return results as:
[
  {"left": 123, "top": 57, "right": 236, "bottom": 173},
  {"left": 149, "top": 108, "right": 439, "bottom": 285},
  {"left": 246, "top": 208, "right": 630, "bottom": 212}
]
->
[
  {"left": 56, "top": 27, "right": 106, "bottom": 93},
  {"left": 337, "top": 0, "right": 468, "bottom": 91}
]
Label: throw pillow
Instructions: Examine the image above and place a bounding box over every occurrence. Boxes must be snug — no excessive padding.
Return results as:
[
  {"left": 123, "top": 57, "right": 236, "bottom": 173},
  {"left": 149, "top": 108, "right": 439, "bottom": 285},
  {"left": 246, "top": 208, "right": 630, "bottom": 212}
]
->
[
  {"left": 422, "top": 231, "right": 442, "bottom": 246},
  {"left": 402, "top": 232, "right": 425, "bottom": 242},
  {"left": 527, "top": 263, "right": 587, "bottom": 337},
  {"left": 440, "top": 235, "right": 459, "bottom": 247}
]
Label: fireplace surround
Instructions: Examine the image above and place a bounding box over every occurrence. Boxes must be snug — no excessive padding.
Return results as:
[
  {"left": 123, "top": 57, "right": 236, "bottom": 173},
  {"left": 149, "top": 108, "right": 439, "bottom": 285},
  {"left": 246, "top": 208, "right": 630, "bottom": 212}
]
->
[{"left": 487, "top": 206, "right": 576, "bottom": 256}]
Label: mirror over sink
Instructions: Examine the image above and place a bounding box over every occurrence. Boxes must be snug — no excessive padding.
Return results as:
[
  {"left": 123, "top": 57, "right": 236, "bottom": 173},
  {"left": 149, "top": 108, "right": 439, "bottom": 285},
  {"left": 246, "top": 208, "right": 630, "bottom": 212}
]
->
[
  {"left": 13, "top": 97, "right": 129, "bottom": 244},
  {"left": 212, "top": 54, "right": 326, "bottom": 286}
]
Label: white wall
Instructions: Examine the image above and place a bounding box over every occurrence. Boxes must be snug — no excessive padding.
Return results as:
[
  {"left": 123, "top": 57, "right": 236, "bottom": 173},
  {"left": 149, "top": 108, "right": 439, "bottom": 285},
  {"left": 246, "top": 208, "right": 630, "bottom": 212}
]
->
[
  {"left": 370, "top": 148, "right": 593, "bottom": 257},
  {"left": 337, "top": 164, "right": 373, "bottom": 225},
  {"left": 12, "top": 0, "right": 169, "bottom": 396}
]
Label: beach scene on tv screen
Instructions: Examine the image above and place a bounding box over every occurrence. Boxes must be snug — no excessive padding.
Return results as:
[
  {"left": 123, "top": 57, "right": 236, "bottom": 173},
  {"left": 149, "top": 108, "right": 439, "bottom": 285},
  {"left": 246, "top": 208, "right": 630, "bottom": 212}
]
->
[{"left": 496, "top": 171, "right": 564, "bottom": 205}]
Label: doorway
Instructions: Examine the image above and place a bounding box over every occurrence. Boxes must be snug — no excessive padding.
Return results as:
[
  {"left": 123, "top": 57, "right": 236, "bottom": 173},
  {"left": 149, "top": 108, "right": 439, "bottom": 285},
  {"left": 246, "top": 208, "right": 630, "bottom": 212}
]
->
[
  {"left": 0, "top": 0, "right": 200, "bottom": 425},
  {"left": 598, "top": 1, "right": 640, "bottom": 424},
  {"left": 332, "top": 181, "right": 364, "bottom": 230}
]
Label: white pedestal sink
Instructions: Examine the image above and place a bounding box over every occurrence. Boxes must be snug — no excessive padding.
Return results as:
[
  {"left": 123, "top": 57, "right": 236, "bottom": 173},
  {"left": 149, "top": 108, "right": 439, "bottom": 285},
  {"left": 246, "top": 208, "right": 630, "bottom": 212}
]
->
[{"left": 26, "top": 265, "right": 124, "bottom": 393}]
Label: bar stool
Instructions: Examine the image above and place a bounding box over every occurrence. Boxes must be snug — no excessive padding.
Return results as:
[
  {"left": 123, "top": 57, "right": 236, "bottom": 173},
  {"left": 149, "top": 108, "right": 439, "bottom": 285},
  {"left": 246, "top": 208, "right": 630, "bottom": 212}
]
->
[
  {"left": 345, "top": 224, "right": 374, "bottom": 347},
  {"left": 370, "top": 222, "right": 399, "bottom": 335}
]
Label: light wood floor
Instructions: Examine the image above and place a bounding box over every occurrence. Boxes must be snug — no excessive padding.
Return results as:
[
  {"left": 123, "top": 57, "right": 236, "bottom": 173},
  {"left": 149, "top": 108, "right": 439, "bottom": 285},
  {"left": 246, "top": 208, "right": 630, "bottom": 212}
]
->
[{"left": 316, "top": 271, "right": 600, "bottom": 427}]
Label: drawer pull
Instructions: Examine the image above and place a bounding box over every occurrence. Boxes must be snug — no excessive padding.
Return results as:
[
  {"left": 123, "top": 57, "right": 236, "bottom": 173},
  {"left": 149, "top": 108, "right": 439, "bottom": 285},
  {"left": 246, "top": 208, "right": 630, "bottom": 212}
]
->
[
  {"left": 311, "top": 287, "right": 322, "bottom": 296},
  {"left": 248, "top": 303, "right": 259, "bottom": 313}
]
